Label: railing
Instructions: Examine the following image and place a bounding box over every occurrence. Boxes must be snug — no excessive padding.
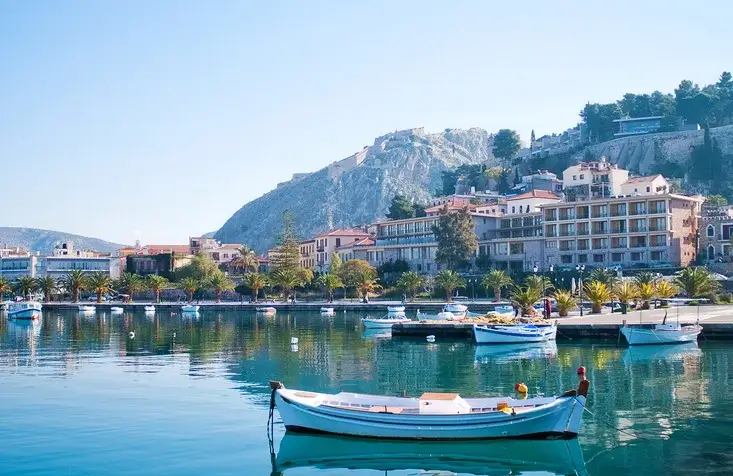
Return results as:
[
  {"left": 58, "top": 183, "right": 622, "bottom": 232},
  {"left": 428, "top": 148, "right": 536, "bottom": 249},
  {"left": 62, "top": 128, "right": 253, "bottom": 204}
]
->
[
  {"left": 546, "top": 232, "right": 557, "bottom": 238},
  {"left": 649, "top": 208, "right": 666, "bottom": 214},
  {"left": 631, "top": 243, "right": 647, "bottom": 248},
  {"left": 576, "top": 214, "right": 589, "bottom": 220},
  {"left": 629, "top": 226, "right": 647, "bottom": 233},
  {"left": 544, "top": 215, "right": 557, "bottom": 222},
  {"left": 374, "top": 236, "right": 435, "bottom": 246},
  {"left": 577, "top": 229, "right": 589, "bottom": 236},
  {"left": 630, "top": 209, "right": 647, "bottom": 216},
  {"left": 592, "top": 228, "right": 609, "bottom": 235},
  {"left": 591, "top": 213, "right": 609, "bottom": 218},
  {"left": 559, "top": 231, "right": 575, "bottom": 237},
  {"left": 610, "top": 228, "right": 626, "bottom": 234},
  {"left": 610, "top": 210, "right": 626, "bottom": 217},
  {"left": 648, "top": 226, "right": 666, "bottom": 232},
  {"left": 559, "top": 215, "right": 575, "bottom": 221}
]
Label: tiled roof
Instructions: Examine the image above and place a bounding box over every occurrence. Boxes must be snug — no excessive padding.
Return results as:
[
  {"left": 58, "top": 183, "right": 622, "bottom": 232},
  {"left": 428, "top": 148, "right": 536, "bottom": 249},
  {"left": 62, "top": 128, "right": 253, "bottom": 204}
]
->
[
  {"left": 506, "top": 190, "right": 561, "bottom": 201},
  {"left": 317, "top": 229, "right": 371, "bottom": 238},
  {"left": 336, "top": 237, "right": 375, "bottom": 250},
  {"left": 424, "top": 196, "right": 474, "bottom": 213},
  {"left": 624, "top": 174, "right": 662, "bottom": 184},
  {"left": 143, "top": 245, "right": 190, "bottom": 254}
]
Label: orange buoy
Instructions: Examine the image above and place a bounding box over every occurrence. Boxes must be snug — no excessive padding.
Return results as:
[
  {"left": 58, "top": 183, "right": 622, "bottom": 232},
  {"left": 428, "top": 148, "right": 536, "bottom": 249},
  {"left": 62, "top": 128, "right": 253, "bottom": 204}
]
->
[{"left": 514, "top": 382, "right": 528, "bottom": 394}]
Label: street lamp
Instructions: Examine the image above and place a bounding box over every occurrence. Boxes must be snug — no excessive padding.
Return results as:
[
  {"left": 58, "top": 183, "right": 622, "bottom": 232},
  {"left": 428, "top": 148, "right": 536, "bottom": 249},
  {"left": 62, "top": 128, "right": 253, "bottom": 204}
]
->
[{"left": 576, "top": 264, "right": 585, "bottom": 316}]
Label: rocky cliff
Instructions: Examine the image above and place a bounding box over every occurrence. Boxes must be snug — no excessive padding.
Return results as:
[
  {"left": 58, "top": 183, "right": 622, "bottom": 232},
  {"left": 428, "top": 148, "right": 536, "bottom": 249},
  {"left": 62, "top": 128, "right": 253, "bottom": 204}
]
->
[
  {"left": 215, "top": 128, "right": 495, "bottom": 252},
  {"left": 0, "top": 227, "right": 124, "bottom": 254}
]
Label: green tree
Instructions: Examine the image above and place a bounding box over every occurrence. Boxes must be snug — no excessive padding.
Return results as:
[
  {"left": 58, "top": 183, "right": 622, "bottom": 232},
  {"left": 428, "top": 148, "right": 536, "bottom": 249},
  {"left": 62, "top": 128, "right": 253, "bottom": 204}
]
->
[
  {"left": 63, "top": 270, "right": 88, "bottom": 303},
  {"left": 229, "top": 245, "right": 259, "bottom": 273},
  {"left": 492, "top": 129, "right": 521, "bottom": 161},
  {"left": 525, "top": 274, "right": 554, "bottom": 294},
  {"left": 353, "top": 268, "right": 381, "bottom": 300},
  {"left": 673, "top": 267, "right": 720, "bottom": 298},
  {"left": 87, "top": 272, "right": 114, "bottom": 304},
  {"left": 338, "top": 260, "right": 376, "bottom": 289},
  {"left": 270, "top": 269, "right": 304, "bottom": 299},
  {"left": 179, "top": 277, "right": 200, "bottom": 303},
  {"left": 15, "top": 277, "right": 38, "bottom": 300},
  {"left": 612, "top": 281, "right": 637, "bottom": 314},
  {"left": 433, "top": 206, "right": 478, "bottom": 270},
  {"left": 435, "top": 270, "right": 466, "bottom": 302},
  {"left": 396, "top": 271, "right": 425, "bottom": 302},
  {"left": 176, "top": 254, "right": 223, "bottom": 281},
  {"left": 583, "top": 281, "right": 612, "bottom": 314},
  {"left": 386, "top": 194, "right": 417, "bottom": 220},
  {"left": 146, "top": 275, "right": 169, "bottom": 303},
  {"left": 270, "top": 210, "right": 301, "bottom": 273},
  {"left": 317, "top": 273, "right": 344, "bottom": 302},
  {"left": 553, "top": 290, "right": 577, "bottom": 317},
  {"left": 635, "top": 282, "right": 656, "bottom": 310},
  {"left": 120, "top": 272, "right": 145, "bottom": 303},
  {"left": 481, "top": 270, "right": 513, "bottom": 301},
  {"left": 633, "top": 272, "right": 657, "bottom": 287},
  {"left": 580, "top": 102, "right": 623, "bottom": 142},
  {"left": 0, "top": 277, "right": 11, "bottom": 301},
  {"left": 511, "top": 285, "right": 543, "bottom": 316},
  {"left": 36, "top": 276, "right": 58, "bottom": 303},
  {"left": 588, "top": 268, "right": 619, "bottom": 287},
  {"left": 329, "top": 252, "right": 343, "bottom": 275},
  {"left": 241, "top": 272, "right": 268, "bottom": 303},
  {"left": 705, "top": 195, "right": 728, "bottom": 206},
  {"left": 207, "top": 274, "right": 234, "bottom": 303}
]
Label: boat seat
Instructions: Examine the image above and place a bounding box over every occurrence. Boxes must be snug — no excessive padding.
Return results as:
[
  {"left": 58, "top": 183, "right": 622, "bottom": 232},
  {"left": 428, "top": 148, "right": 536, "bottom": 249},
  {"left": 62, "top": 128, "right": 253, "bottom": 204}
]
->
[
  {"left": 419, "top": 393, "right": 459, "bottom": 401},
  {"left": 368, "top": 405, "right": 406, "bottom": 414},
  {"left": 294, "top": 392, "right": 317, "bottom": 398}
]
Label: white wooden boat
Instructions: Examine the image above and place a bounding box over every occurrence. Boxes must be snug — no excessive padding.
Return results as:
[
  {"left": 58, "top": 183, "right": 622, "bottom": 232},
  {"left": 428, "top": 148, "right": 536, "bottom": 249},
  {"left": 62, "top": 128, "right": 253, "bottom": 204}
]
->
[
  {"left": 320, "top": 307, "right": 335, "bottom": 315},
  {"left": 387, "top": 305, "right": 405, "bottom": 313},
  {"left": 269, "top": 374, "right": 588, "bottom": 440},
  {"left": 474, "top": 341, "right": 558, "bottom": 363},
  {"left": 274, "top": 433, "right": 587, "bottom": 475},
  {"left": 181, "top": 304, "right": 200, "bottom": 313},
  {"left": 473, "top": 323, "right": 557, "bottom": 344},
  {"left": 444, "top": 303, "right": 468, "bottom": 316},
  {"left": 78, "top": 305, "right": 96, "bottom": 313},
  {"left": 144, "top": 305, "right": 156, "bottom": 313},
  {"left": 362, "top": 317, "right": 411, "bottom": 329},
  {"left": 7, "top": 301, "right": 42, "bottom": 320},
  {"left": 417, "top": 310, "right": 460, "bottom": 321},
  {"left": 621, "top": 322, "right": 701, "bottom": 345},
  {"left": 256, "top": 306, "right": 277, "bottom": 315},
  {"left": 491, "top": 304, "right": 514, "bottom": 316},
  {"left": 110, "top": 307, "right": 124, "bottom": 314}
]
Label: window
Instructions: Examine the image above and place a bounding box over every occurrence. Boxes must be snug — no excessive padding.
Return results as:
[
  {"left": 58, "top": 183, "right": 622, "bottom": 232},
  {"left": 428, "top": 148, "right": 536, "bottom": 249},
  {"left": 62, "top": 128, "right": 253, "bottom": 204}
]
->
[
  {"left": 512, "top": 206, "right": 516, "bottom": 213},
  {"left": 631, "top": 252, "right": 643, "bottom": 261},
  {"left": 577, "top": 254, "right": 587, "bottom": 263},
  {"left": 336, "top": 238, "right": 341, "bottom": 247},
  {"left": 612, "top": 252, "right": 624, "bottom": 262},
  {"left": 580, "top": 174, "right": 584, "bottom": 179},
  {"left": 707, "top": 225, "right": 715, "bottom": 238},
  {"left": 561, "top": 255, "right": 573, "bottom": 264},
  {"left": 646, "top": 187, "right": 650, "bottom": 192},
  {"left": 593, "top": 254, "right": 604, "bottom": 263}
]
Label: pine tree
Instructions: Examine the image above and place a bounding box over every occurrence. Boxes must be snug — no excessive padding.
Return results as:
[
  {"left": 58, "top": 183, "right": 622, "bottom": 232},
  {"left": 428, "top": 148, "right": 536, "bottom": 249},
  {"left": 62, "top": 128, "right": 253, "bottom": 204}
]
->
[
  {"left": 432, "top": 206, "right": 478, "bottom": 270},
  {"left": 270, "top": 210, "right": 301, "bottom": 273}
]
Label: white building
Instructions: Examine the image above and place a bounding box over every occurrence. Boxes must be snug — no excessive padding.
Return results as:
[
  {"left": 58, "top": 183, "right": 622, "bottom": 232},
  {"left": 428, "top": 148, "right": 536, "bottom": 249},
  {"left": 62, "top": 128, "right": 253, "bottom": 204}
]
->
[
  {"left": 506, "top": 190, "right": 562, "bottom": 215},
  {"left": 202, "top": 244, "right": 242, "bottom": 266},
  {"left": 562, "top": 158, "right": 629, "bottom": 198},
  {"left": 0, "top": 256, "right": 37, "bottom": 280},
  {"left": 620, "top": 174, "right": 670, "bottom": 196},
  {"left": 40, "top": 256, "right": 114, "bottom": 280}
]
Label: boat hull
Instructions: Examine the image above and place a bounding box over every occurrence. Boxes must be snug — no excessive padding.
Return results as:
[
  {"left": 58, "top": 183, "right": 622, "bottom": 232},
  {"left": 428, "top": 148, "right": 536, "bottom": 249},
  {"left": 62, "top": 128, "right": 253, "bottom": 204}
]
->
[
  {"left": 274, "top": 389, "right": 584, "bottom": 440},
  {"left": 473, "top": 324, "right": 557, "bottom": 344},
  {"left": 387, "top": 306, "right": 405, "bottom": 313},
  {"left": 182, "top": 305, "right": 200, "bottom": 313},
  {"left": 621, "top": 325, "right": 701, "bottom": 345},
  {"left": 362, "top": 318, "right": 410, "bottom": 329},
  {"left": 8, "top": 308, "right": 41, "bottom": 320}
]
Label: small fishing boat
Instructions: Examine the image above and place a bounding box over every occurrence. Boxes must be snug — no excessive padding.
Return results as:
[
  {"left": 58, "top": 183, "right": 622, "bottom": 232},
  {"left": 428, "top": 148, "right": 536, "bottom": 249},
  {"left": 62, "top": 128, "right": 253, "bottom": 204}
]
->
[
  {"left": 274, "top": 433, "right": 587, "bottom": 475},
  {"left": 181, "top": 304, "right": 200, "bottom": 313},
  {"left": 362, "top": 316, "right": 411, "bottom": 329},
  {"left": 320, "top": 307, "right": 335, "bottom": 315},
  {"left": 491, "top": 304, "right": 514, "bottom": 316},
  {"left": 256, "top": 306, "right": 277, "bottom": 315},
  {"left": 110, "top": 307, "right": 124, "bottom": 314},
  {"left": 417, "top": 310, "right": 460, "bottom": 321},
  {"left": 473, "top": 322, "right": 557, "bottom": 344},
  {"left": 144, "top": 305, "right": 156, "bottom": 313},
  {"left": 387, "top": 305, "right": 405, "bottom": 313},
  {"left": 621, "top": 322, "right": 701, "bottom": 345},
  {"left": 444, "top": 302, "right": 468, "bottom": 317},
  {"left": 269, "top": 367, "right": 588, "bottom": 440},
  {"left": 7, "top": 301, "right": 42, "bottom": 320},
  {"left": 78, "top": 305, "right": 96, "bottom": 313}
]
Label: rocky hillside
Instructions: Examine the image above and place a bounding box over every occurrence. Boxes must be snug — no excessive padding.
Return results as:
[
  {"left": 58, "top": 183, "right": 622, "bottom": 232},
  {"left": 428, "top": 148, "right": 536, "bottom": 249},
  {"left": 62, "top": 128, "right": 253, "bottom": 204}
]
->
[
  {"left": 0, "top": 227, "right": 124, "bottom": 254},
  {"left": 215, "top": 128, "right": 496, "bottom": 252}
]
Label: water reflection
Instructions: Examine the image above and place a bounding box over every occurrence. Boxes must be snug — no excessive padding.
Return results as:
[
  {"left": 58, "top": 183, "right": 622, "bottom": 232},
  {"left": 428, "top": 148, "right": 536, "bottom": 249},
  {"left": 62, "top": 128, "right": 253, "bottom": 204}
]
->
[{"left": 475, "top": 341, "right": 558, "bottom": 363}]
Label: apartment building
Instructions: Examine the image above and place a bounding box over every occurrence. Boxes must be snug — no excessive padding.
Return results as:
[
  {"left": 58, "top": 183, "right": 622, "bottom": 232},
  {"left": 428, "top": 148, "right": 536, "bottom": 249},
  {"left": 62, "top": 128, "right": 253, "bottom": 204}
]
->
[
  {"left": 0, "top": 256, "right": 38, "bottom": 280},
  {"left": 481, "top": 213, "right": 545, "bottom": 272},
  {"left": 562, "top": 158, "right": 629, "bottom": 200},
  {"left": 541, "top": 193, "right": 702, "bottom": 268},
  {"left": 312, "top": 229, "right": 372, "bottom": 271}
]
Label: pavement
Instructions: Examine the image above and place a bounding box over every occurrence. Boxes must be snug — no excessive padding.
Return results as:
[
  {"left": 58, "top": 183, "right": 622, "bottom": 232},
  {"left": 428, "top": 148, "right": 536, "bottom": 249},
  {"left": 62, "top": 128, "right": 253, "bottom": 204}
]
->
[{"left": 555, "top": 305, "right": 732, "bottom": 325}]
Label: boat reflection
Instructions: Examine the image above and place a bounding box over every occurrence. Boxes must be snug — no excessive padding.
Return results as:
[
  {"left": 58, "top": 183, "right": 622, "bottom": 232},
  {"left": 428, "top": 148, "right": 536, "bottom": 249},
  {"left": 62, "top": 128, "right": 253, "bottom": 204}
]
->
[
  {"left": 475, "top": 341, "right": 558, "bottom": 363},
  {"left": 7, "top": 318, "right": 42, "bottom": 338},
  {"left": 622, "top": 342, "right": 701, "bottom": 364},
  {"left": 274, "top": 433, "right": 586, "bottom": 475},
  {"left": 361, "top": 329, "right": 392, "bottom": 340}
]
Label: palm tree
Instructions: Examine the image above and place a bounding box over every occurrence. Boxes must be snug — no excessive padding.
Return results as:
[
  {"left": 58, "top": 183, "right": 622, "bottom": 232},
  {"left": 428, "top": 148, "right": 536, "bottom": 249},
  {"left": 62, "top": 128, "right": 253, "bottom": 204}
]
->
[
  {"left": 525, "top": 274, "right": 554, "bottom": 294},
  {"left": 654, "top": 280, "right": 679, "bottom": 304},
  {"left": 269, "top": 269, "right": 304, "bottom": 300},
  {"left": 633, "top": 272, "right": 657, "bottom": 287},
  {"left": 63, "top": 270, "right": 88, "bottom": 303},
  {"left": 36, "top": 276, "right": 58, "bottom": 303},
  {"left": 179, "top": 277, "right": 200, "bottom": 303},
  {"left": 146, "top": 275, "right": 169, "bottom": 303},
  {"left": 481, "top": 270, "right": 513, "bottom": 301},
  {"left": 15, "top": 277, "right": 38, "bottom": 300},
  {"left": 673, "top": 267, "right": 721, "bottom": 299},
  {"left": 242, "top": 272, "right": 268, "bottom": 303},
  {"left": 0, "top": 277, "right": 12, "bottom": 301},
  {"left": 207, "top": 273, "right": 235, "bottom": 303},
  {"left": 552, "top": 290, "right": 577, "bottom": 317},
  {"left": 583, "top": 281, "right": 612, "bottom": 314},
  {"left": 396, "top": 271, "right": 425, "bottom": 302},
  {"left": 354, "top": 269, "right": 381, "bottom": 300},
  {"left": 229, "top": 245, "right": 259, "bottom": 273},
  {"left": 435, "top": 270, "right": 466, "bottom": 302},
  {"left": 120, "top": 272, "right": 145, "bottom": 303},
  {"left": 317, "top": 273, "right": 344, "bottom": 303},
  {"left": 612, "top": 281, "right": 637, "bottom": 314},
  {"left": 510, "top": 285, "right": 543, "bottom": 316},
  {"left": 87, "top": 272, "right": 114, "bottom": 304},
  {"left": 588, "top": 268, "right": 619, "bottom": 287},
  {"left": 635, "top": 282, "right": 655, "bottom": 310}
]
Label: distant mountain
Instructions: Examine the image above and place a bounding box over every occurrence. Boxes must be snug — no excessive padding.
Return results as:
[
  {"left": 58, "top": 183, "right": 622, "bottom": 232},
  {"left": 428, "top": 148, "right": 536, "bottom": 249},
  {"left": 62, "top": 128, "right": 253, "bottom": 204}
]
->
[
  {"left": 0, "top": 227, "right": 124, "bottom": 254},
  {"left": 215, "top": 127, "right": 497, "bottom": 252}
]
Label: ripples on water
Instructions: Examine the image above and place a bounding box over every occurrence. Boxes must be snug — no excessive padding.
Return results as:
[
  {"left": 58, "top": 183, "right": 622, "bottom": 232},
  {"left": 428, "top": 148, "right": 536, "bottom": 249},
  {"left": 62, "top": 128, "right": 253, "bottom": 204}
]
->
[{"left": 0, "top": 310, "right": 732, "bottom": 475}]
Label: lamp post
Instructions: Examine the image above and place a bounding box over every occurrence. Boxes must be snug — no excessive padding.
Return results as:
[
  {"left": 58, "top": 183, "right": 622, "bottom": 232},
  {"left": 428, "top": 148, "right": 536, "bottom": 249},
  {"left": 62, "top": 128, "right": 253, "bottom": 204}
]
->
[{"left": 576, "top": 264, "right": 585, "bottom": 316}]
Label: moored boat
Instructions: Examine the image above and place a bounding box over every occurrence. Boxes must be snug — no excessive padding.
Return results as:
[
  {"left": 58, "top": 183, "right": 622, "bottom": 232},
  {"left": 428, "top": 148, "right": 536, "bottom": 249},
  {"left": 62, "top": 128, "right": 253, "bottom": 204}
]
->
[
  {"left": 386, "top": 305, "right": 405, "bottom": 313},
  {"left": 78, "top": 305, "right": 96, "bottom": 313},
  {"left": 144, "top": 305, "right": 156, "bottom": 313},
  {"left": 274, "top": 433, "right": 587, "bottom": 476},
  {"left": 620, "top": 322, "right": 701, "bottom": 345},
  {"left": 417, "top": 310, "right": 460, "bottom": 321},
  {"left": 444, "top": 302, "right": 468, "bottom": 317},
  {"left": 269, "top": 367, "right": 589, "bottom": 440},
  {"left": 320, "top": 307, "right": 335, "bottom": 315},
  {"left": 256, "top": 306, "right": 277, "bottom": 315},
  {"left": 110, "top": 306, "right": 124, "bottom": 314},
  {"left": 473, "top": 322, "right": 557, "bottom": 344},
  {"left": 181, "top": 304, "right": 200, "bottom": 313},
  {"left": 362, "top": 316, "right": 411, "bottom": 329},
  {"left": 7, "top": 301, "right": 42, "bottom": 320}
]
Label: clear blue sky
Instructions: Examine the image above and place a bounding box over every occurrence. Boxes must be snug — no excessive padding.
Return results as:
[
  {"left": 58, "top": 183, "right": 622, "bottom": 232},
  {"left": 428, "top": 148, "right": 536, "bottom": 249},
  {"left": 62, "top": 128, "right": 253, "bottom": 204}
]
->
[{"left": 1, "top": 1, "right": 730, "bottom": 246}]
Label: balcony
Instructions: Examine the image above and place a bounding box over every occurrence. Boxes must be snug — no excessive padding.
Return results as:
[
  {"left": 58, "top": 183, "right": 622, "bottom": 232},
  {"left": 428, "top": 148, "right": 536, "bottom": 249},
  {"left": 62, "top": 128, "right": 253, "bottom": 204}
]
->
[
  {"left": 610, "top": 242, "right": 627, "bottom": 249},
  {"left": 544, "top": 214, "right": 557, "bottom": 222},
  {"left": 649, "top": 207, "right": 666, "bottom": 214},
  {"left": 648, "top": 226, "right": 667, "bottom": 232},
  {"left": 591, "top": 213, "right": 609, "bottom": 219},
  {"left": 577, "top": 245, "right": 589, "bottom": 251},
  {"left": 631, "top": 242, "right": 647, "bottom": 249},
  {"left": 546, "top": 231, "right": 557, "bottom": 238},
  {"left": 629, "top": 208, "right": 647, "bottom": 216},
  {"left": 559, "top": 214, "right": 575, "bottom": 221},
  {"left": 559, "top": 231, "right": 575, "bottom": 237},
  {"left": 374, "top": 236, "right": 435, "bottom": 246},
  {"left": 610, "top": 227, "right": 626, "bottom": 234},
  {"left": 591, "top": 228, "right": 609, "bottom": 235},
  {"left": 610, "top": 209, "right": 626, "bottom": 217},
  {"left": 577, "top": 229, "right": 590, "bottom": 236},
  {"left": 629, "top": 226, "right": 647, "bottom": 233}
]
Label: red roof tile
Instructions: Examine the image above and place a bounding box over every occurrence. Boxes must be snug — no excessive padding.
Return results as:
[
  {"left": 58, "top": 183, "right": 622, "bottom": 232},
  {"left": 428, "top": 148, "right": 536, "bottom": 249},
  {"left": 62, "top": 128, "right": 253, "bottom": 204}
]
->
[
  {"left": 316, "top": 229, "right": 371, "bottom": 238},
  {"left": 506, "top": 190, "right": 561, "bottom": 201}
]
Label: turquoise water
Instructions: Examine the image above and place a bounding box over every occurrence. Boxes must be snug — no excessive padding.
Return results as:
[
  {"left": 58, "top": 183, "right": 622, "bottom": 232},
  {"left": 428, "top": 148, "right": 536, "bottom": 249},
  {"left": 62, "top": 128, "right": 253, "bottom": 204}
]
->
[{"left": 0, "top": 310, "right": 731, "bottom": 476}]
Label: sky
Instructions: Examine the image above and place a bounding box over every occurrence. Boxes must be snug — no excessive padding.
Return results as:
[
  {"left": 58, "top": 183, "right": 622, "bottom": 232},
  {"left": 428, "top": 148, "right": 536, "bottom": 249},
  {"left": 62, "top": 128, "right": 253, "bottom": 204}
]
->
[{"left": 1, "top": 1, "right": 731, "bottom": 246}]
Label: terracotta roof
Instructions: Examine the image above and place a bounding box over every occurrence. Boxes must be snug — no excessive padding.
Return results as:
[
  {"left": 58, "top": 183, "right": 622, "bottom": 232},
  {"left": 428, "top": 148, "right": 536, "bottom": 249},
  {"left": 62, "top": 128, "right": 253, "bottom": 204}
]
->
[
  {"left": 506, "top": 190, "right": 561, "bottom": 201},
  {"left": 143, "top": 245, "right": 190, "bottom": 254},
  {"left": 624, "top": 174, "right": 663, "bottom": 184},
  {"left": 316, "top": 229, "right": 371, "bottom": 238},
  {"left": 336, "top": 237, "right": 375, "bottom": 250},
  {"left": 424, "top": 196, "right": 474, "bottom": 214}
]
